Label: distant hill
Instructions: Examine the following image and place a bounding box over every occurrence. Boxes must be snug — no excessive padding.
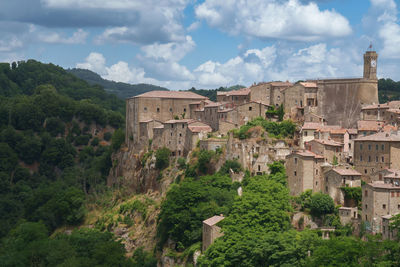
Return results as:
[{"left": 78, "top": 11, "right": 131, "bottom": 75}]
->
[
  {"left": 67, "top": 68, "right": 169, "bottom": 99},
  {"left": 187, "top": 85, "right": 246, "bottom": 102}
]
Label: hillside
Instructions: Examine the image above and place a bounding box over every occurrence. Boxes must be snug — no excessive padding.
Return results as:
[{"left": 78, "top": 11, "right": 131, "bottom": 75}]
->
[
  {"left": 67, "top": 68, "right": 169, "bottom": 99},
  {"left": 187, "top": 85, "right": 246, "bottom": 101},
  {"left": 379, "top": 78, "right": 400, "bottom": 102}
]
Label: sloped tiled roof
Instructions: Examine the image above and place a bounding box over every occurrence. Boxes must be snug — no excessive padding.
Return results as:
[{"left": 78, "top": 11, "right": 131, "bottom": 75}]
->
[
  {"left": 217, "top": 88, "right": 250, "bottom": 96},
  {"left": 164, "top": 119, "right": 195, "bottom": 124},
  {"left": 301, "top": 122, "right": 324, "bottom": 130},
  {"left": 309, "top": 139, "right": 343, "bottom": 147},
  {"left": 300, "top": 82, "right": 318, "bottom": 88},
  {"left": 203, "top": 215, "right": 224, "bottom": 226},
  {"left": 361, "top": 103, "right": 389, "bottom": 110},
  {"left": 332, "top": 167, "right": 361, "bottom": 176},
  {"left": 357, "top": 120, "right": 384, "bottom": 131},
  {"left": 354, "top": 131, "right": 400, "bottom": 142},
  {"left": 134, "top": 91, "right": 207, "bottom": 99},
  {"left": 288, "top": 150, "right": 324, "bottom": 159}
]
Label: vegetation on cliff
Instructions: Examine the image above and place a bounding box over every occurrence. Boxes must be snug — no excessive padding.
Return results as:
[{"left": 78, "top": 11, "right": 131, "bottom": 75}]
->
[{"left": 234, "top": 117, "right": 296, "bottom": 139}]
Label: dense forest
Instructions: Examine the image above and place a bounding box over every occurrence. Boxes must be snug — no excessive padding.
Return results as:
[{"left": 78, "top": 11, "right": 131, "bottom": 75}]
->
[
  {"left": 67, "top": 68, "right": 169, "bottom": 99},
  {"left": 0, "top": 60, "right": 155, "bottom": 266},
  {"left": 378, "top": 78, "right": 400, "bottom": 102}
]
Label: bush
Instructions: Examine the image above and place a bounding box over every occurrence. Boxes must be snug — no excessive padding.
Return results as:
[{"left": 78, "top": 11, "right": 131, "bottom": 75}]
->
[
  {"left": 219, "top": 160, "right": 242, "bottom": 175},
  {"left": 177, "top": 157, "right": 186, "bottom": 169},
  {"left": 103, "top": 132, "right": 112, "bottom": 141},
  {"left": 90, "top": 137, "right": 99, "bottom": 146},
  {"left": 310, "top": 193, "right": 334, "bottom": 217},
  {"left": 155, "top": 147, "right": 171, "bottom": 170},
  {"left": 74, "top": 135, "right": 90, "bottom": 146},
  {"left": 111, "top": 129, "right": 125, "bottom": 151}
]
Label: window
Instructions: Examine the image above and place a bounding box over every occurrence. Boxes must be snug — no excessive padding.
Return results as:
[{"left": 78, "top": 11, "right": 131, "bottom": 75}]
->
[
  {"left": 294, "top": 171, "right": 297, "bottom": 176},
  {"left": 316, "top": 169, "right": 319, "bottom": 175},
  {"left": 360, "top": 144, "right": 363, "bottom": 150},
  {"left": 249, "top": 106, "right": 252, "bottom": 111},
  {"left": 365, "top": 204, "right": 368, "bottom": 210},
  {"left": 376, "top": 144, "right": 379, "bottom": 150},
  {"left": 368, "top": 156, "right": 371, "bottom": 162},
  {"left": 170, "top": 133, "right": 173, "bottom": 136},
  {"left": 366, "top": 215, "right": 368, "bottom": 220},
  {"left": 182, "top": 124, "right": 185, "bottom": 128},
  {"left": 294, "top": 158, "right": 297, "bottom": 164},
  {"left": 365, "top": 190, "right": 368, "bottom": 197},
  {"left": 368, "top": 144, "right": 372, "bottom": 150},
  {"left": 398, "top": 204, "right": 400, "bottom": 210},
  {"left": 179, "top": 133, "right": 182, "bottom": 137},
  {"left": 383, "top": 204, "right": 386, "bottom": 209},
  {"left": 178, "top": 150, "right": 181, "bottom": 156},
  {"left": 382, "top": 156, "right": 385, "bottom": 163},
  {"left": 304, "top": 131, "right": 308, "bottom": 136},
  {"left": 360, "top": 155, "right": 363, "bottom": 161},
  {"left": 169, "top": 108, "right": 173, "bottom": 112},
  {"left": 365, "top": 169, "right": 368, "bottom": 174},
  {"left": 144, "top": 107, "right": 147, "bottom": 111},
  {"left": 376, "top": 156, "right": 378, "bottom": 162},
  {"left": 326, "top": 186, "right": 328, "bottom": 192},
  {"left": 178, "top": 141, "right": 181, "bottom": 144},
  {"left": 349, "top": 143, "right": 351, "bottom": 149},
  {"left": 157, "top": 107, "right": 160, "bottom": 112},
  {"left": 258, "top": 165, "right": 261, "bottom": 171},
  {"left": 184, "top": 108, "right": 186, "bottom": 112},
  {"left": 382, "top": 144, "right": 385, "bottom": 150},
  {"left": 171, "top": 124, "right": 174, "bottom": 128}
]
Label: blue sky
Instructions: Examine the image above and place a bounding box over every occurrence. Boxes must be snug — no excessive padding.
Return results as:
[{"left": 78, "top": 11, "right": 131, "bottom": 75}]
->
[{"left": 0, "top": 0, "right": 399, "bottom": 90}]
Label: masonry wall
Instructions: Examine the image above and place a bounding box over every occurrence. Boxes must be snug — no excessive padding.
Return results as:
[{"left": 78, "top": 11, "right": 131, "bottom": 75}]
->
[
  {"left": 354, "top": 141, "right": 390, "bottom": 178},
  {"left": 316, "top": 79, "right": 378, "bottom": 128},
  {"left": 250, "top": 83, "right": 271, "bottom": 105}
]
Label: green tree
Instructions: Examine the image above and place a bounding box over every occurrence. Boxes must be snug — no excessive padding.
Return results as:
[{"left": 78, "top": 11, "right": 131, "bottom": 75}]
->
[
  {"left": 155, "top": 147, "right": 171, "bottom": 170},
  {"left": 309, "top": 193, "right": 335, "bottom": 217}
]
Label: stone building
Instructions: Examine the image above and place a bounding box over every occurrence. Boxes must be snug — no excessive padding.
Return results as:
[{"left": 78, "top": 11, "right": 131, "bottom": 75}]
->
[
  {"left": 216, "top": 88, "right": 250, "bottom": 105},
  {"left": 357, "top": 120, "right": 384, "bottom": 137},
  {"left": 323, "top": 167, "right": 361, "bottom": 205},
  {"left": 199, "top": 138, "right": 228, "bottom": 151},
  {"left": 299, "top": 122, "right": 325, "bottom": 149},
  {"left": 286, "top": 150, "right": 325, "bottom": 196},
  {"left": 249, "top": 81, "right": 293, "bottom": 107},
  {"left": 202, "top": 215, "right": 224, "bottom": 252},
  {"left": 353, "top": 131, "right": 400, "bottom": 179},
  {"left": 382, "top": 214, "right": 398, "bottom": 240},
  {"left": 126, "top": 91, "right": 207, "bottom": 148},
  {"left": 217, "top": 101, "right": 270, "bottom": 135},
  {"left": 362, "top": 181, "right": 400, "bottom": 234},
  {"left": 152, "top": 119, "right": 212, "bottom": 157},
  {"left": 369, "top": 168, "right": 400, "bottom": 183},
  {"left": 339, "top": 207, "right": 358, "bottom": 225},
  {"left": 305, "top": 139, "right": 343, "bottom": 164},
  {"left": 282, "top": 82, "right": 318, "bottom": 117}
]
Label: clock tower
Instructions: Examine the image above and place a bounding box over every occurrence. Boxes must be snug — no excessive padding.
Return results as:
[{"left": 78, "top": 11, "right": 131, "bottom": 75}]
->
[{"left": 363, "top": 50, "right": 378, "bottom": 80}]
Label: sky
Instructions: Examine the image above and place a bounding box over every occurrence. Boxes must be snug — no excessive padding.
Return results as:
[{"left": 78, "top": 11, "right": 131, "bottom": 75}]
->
[{"left": 0, "top": 0, "right": 399, "bottom": 90}]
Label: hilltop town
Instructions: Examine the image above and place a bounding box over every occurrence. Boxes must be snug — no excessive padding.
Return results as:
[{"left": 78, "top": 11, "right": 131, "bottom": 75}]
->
[{"left": 120, "top": 49, "right": 400, "bottom": 251}]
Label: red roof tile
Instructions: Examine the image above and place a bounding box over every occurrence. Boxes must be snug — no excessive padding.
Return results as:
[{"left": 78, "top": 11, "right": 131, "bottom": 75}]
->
[
  {"left": 203, "top": 215, "right": 225, "bottom": 226},
  {"left": 134, "top": 91, "right": 207, "bottom": 99},
  {"left": 357, "top": 120, "right": 384, "bottom": 131},
  {"left": 300, "top": 82, "right": 317, "bottom": 88},
  {"left": 332, "top": 168, "right": 361, "bottom": 176},
  {"left": 354, "top": 131, "right": 400, "bottom": 142},
  {"left": 217, "top": 88, "right": 250, "bottom": 96},
  {"left": 302, "top": 122, "right": 324, "bottom": 130},
  {"left": 309, "top": 139, "right": 343, "bottom": 147}
]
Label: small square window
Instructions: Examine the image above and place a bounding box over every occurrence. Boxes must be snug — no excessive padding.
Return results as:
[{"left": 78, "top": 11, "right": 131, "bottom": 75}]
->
[
  {"left": 184, "top": 108, "right": 186, "bottom": 112},
  {"left": 376, "top": 144, "right": 379, "bottom": 150},
  {"left": 157, "top": 107, "right": 160, "bottom": 112},
  {"left": 294, "top": 171, "right": 297, "bottom": 176},
  {"left": 249, "top": 106, "right": 252, "bottom": 111},
  {"left": 382, "top": 144, "right": 385, "bottom": 150},
  {"left": 144, "top": 107, "right": 147, "bottom": 111},
  {"left": 382, "top": 156, "right": 385, "bottom": 163},
  {"left": 169, "top": 108, "right": 173, "bottom": 112},
  {"left": 383, "top": 204, "right": 386, "bottom": 209}
]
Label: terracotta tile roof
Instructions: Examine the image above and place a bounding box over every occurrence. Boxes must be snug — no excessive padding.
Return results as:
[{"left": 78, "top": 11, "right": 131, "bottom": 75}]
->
[
  {"left": 139, "top": 119, "right": 154, "bottom": 123},
  {"left": 310, "top": 139, "right": 343, "bottom": 147},
  {"left": 289, "top": 150, "right": 325, "bottom": 159},
  {"left": 383, "top": 171, "right": 400, "bottom": 179},
  {"left": 203, "top": 215, "right": 225, "bottom": 226},
  {"left": 361, "top": 103, "right": 389, "bottom": 110},
  {"left": 388, "top": 101, "right": 400, "bottom": 108},
  {"left": 317, "top": 125, "right": 342, "bottom": 132},
  {"left": 189, "top": 125, "right": 212, "bottom": 133},
  {"left": 348, "top": 128, "right": 358, "bottom": 135},
  {"left": 368, "top": 181, "right": 400, "bottom": 189},
  {"left": 270, "top": 81, "right": 293, "bottom": 87},
  {"left": 357, "top": 120, "right": 384, "bottom": 131},
  {"left": 387, "top": 109, "right": 400, "bottom": 114},
  {"left": 300, "top": 82, "right": 318, "bottom": 88},
  {"left": 332, "top": 167, "right": 361, "bottom": 176},
  {"left": 204, "top": 102, "right": 223, "bottom": 108},
  {"left": 329, "top": 129, "right": 348, "bottom": 135},
  {"left": 134, "top": 90, "right": 207, "bottom": 99},
  {"left": 302, "top": 122, "right": 324, "bottom": 130},
  {"left": 164, "top": 119, "right": 195, "bottom": 124},
  {"left": 217, "top": 88, "right": 250, "bottom": 96},
  {"left": 383, "top": 125, "right": 397, "bottom": 132},
  {"left": 354, "top": 131, "right": 400, "bottom": 141},
  {"left": 218, "top": 108, "right": 234, "bottom": 113}
]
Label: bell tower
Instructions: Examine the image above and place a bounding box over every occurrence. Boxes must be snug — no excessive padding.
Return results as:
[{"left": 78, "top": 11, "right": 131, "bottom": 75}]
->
[{"left": 363, "top": 50, "right": 378, "bottom": 80}]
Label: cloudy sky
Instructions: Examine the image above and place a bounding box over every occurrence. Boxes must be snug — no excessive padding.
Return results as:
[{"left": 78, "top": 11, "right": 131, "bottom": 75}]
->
[{"left": 0, "top": 0, "right": 399, "bottom": 90}]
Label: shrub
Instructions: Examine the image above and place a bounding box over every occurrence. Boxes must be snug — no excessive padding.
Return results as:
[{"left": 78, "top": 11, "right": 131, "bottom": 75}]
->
[
  {"left": 91, "top": 137, "right": 100, "bottom": 146},
  {"left": 111, "top": 129, "right": 125, "bottom": 151},
  {"left": 219, "top": 160, "right": 242, "bottom": 175},
  {"left": 103, "top": 132, "right": 112, "bottom": 141},
  {"left": 177, "top": 157, "right": 186, "bottom": 169},
  {"left": 74, "top": 135, "right": 90, "bottom": 146},
  {"left": 156, "top": 147, "right": 171, "bottom": 170},
  {"left": 310, "top": 193, "right": 334, "bottom": 217}
]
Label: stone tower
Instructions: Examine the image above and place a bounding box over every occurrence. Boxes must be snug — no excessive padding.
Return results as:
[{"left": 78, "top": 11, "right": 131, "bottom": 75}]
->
[{"left": 363, "top": 51, "right": 378, "bottom": 80}]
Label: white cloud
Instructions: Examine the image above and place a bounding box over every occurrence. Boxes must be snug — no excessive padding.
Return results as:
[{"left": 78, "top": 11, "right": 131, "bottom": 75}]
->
[
  {"left": 195, "top": 0, "right": 352, "bottom": 41},
  {"left": 38, "top": 29, "right": 88, "bottom": 44},
  {"left": 187, "top": 21, "right": 201, "bottom": 32},
  {"left": 76, "top": 52, "right": 107, "bottom": 75},
  {"left": 0, "top": 37, "right": 23, "bottom": 52},
  {"left": 140, "top": 36, "right": 195, "bottom": 62}
]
